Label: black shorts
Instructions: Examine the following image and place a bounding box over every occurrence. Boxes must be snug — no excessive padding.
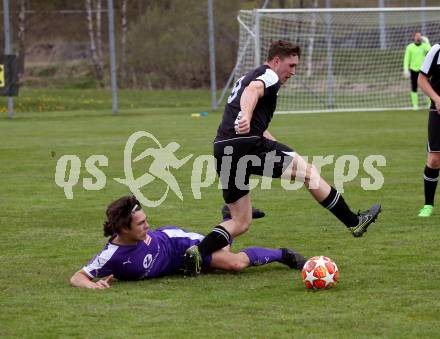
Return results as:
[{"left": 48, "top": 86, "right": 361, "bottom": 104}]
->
[
  {"left": 410, "top": 70, "right": 419, "bottom": 92},
  {"left": 428, "top": 109, "right": 440, "bottom": 152},
  {"left": 213, "top": 136, "right": 295, "bottom": 204}
]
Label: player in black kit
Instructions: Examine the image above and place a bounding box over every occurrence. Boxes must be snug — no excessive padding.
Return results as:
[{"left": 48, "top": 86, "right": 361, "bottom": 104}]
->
[
  {"left": 417, "top": 43, "right": 440, "bottom": 217},
  {"left": 184, "top": 40, "right": 381, "bottom": 276}
]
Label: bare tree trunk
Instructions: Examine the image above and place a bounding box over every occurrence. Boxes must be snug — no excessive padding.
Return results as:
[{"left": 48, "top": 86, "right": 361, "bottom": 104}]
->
[
  {"left": 95, "top": 0, "right": 104, "bottom": 74},
  {"left": 131, "top": 68, "right": 138, "bottom": 88},
  {"left": 120, "top": 0, "right": 127, "bottom": 85},
  {"left": 86, "top": 0, "right": 104, "bottom": 87},
  {"left": 137, "top": 0, "right": 145, "bottom": 15},
  {"left": 17, "top": 0, "right": 26, "bottom": 82}
]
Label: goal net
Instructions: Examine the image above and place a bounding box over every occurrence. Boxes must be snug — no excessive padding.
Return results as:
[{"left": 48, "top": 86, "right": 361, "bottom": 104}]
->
[{"left": 234, "top": 8, "right": 440, "bottom": 113}]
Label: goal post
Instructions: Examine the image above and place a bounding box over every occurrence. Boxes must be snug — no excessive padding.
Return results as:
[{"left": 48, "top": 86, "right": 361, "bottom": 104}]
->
[{"left": 234, "top": 7, "right": 440, "bottom": 113}]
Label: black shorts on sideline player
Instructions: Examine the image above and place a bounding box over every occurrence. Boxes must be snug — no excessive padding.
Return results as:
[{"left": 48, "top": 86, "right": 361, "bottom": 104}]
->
[
  {"left": 213, "top": 136, "right": 295, "bottom": 204},
  {"left": 428, "top": 109, "right": 440, "bottom": 152}
]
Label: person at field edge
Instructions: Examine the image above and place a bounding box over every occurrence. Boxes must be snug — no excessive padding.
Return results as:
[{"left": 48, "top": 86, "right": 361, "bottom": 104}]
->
[
  {"left": 70, "top": 196, "right": 306, "bottom": 289},
  {"left": 403, "top": 32, "right": 431, "bottom": 110},
  {"left": 184, "top": 40, "right": 381, "bottom": 276},
  {"left": 417, "top": 43, "right": 440, "bottom": 217}
]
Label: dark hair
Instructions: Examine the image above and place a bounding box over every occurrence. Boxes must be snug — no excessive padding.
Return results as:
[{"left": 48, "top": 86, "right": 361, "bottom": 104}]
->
[
  {"left": 267, "top": 40, "right": 301, "bottom": 61},
  {"left": 103, "top": 195, "right": 142, "bottom": 237}
]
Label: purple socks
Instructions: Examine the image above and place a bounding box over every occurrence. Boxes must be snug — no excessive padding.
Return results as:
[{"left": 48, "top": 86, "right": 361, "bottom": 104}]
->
[{"left": 240, "top": 247, "right": 282, "bottom": 266}]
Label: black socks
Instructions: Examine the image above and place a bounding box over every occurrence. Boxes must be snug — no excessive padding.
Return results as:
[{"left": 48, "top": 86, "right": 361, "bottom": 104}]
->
[
  {"left": 197, "top": 225, "right": 231, "bottom": 257},
  {"left": 320, "top": 187, "right": 358, "bottom": 228},
  {"left": 424, "top": 166, "right": 439, "bottom": 206}
]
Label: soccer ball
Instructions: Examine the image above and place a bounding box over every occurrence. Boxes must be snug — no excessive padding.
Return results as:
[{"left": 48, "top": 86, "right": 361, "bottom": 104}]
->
[{"left": 301, "top": 256, "right": 339, "bottom": 290}]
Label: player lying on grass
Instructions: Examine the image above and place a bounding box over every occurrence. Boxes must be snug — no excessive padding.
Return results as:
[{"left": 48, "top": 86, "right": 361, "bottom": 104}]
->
[{"left": 70, "top": 195, "right": 306, "bottom": 289}]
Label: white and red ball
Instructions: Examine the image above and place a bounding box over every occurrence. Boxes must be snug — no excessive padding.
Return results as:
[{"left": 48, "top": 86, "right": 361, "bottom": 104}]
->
[{"left": 301, "top": 256, "right": 339, "bottom": 290}]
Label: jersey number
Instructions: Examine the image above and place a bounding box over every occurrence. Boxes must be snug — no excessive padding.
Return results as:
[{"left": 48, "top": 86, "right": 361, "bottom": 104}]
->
[{"left": 227, "top": 76, "right": 245, "bottom": 104}]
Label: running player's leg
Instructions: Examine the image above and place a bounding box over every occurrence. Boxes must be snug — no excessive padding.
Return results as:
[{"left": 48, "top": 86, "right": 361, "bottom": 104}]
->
[
  {"left": 220, "top": 195, "right": 252, "bottom": 237},
  {"left": 184, "top": 139, "right": 255, "bottom": 276},
  {"left": 419, "top": 110, "right": 440, "bottom": 217},
  {"left": 184, "top": 194, "right": 253, "bottom": 276},
  {"left": 283, "top": 153, "right": 381, "bottom": 237},
  {"left": 255, "top": 138, "right": 380, "bottom": 237},
  {"left": 221, "top": 204, "right": 266, "bottom": 220},
  {"left": 419, "top": 153, "right": 440, "bottom": 217},
  {"left": 196, "top": 162, "right": 253, "bottom": 255}
]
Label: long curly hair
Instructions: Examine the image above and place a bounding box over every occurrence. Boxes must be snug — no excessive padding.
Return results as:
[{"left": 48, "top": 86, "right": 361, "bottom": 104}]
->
[{"left": 102, "top": 195, "right": 142, "bottom": 237}]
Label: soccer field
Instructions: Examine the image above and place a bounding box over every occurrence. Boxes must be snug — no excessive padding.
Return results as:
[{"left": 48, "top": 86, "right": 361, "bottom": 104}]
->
[{"left": 1, "top": 90, "right": 439, "bottom": 338}]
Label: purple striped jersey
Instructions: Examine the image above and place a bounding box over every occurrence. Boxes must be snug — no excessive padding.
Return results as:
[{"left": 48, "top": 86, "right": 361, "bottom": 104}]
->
[{"left": 82, "top": 227, "right": 207, "bottom": 280}]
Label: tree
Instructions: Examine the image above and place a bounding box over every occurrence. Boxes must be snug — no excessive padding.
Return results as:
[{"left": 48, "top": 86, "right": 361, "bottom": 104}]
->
[
  {"left": 85, "top": 0, "right": 105, "bottom": 87},
  {"left": 95, "top": 0, "right": 104, "bottom": 76},
  {"left": 120, "top": 0, "right": 128, "bottom": 85},
  {"left": 17, "top": 0, "right": 26, "bottom": 82}
]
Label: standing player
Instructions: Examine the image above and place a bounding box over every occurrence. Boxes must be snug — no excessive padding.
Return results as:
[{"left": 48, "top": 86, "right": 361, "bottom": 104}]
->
[
  {"left": 417, "top": 43, "right": 440, "bottom": 217},
  {"left": 184, "top": 40, "right": 381, "bottom": 276},
  {"left": 403, "top": 32, "right": 431, "bottom": 110},
  {"left": 70, "top": 196, "right": 306, "bottom": 288}
]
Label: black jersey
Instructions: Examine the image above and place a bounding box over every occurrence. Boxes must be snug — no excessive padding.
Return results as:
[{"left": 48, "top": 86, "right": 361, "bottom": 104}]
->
[
  {"left": 420, "top": 43, "right": 440, "bottom": 109},
  {"left": 215, "top": 65, "right": 280, "bottom": 141}
]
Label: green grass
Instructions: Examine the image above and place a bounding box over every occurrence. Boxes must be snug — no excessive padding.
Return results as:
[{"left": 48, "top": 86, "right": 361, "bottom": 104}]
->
[
  {"left": 1, "top": 90, "right": 439, "bottom": 338},
  {"left": 0, "top": 88, "right": 215, "bottom": 113}
]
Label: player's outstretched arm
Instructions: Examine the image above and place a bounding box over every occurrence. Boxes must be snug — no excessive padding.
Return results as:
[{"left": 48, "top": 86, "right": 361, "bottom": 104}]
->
[
  {"left": 70, "top": 269, "right": 113, "bottom": 289},
  {"left": 237, "top": 81, "right": 264, "bottom": 134},
  {"left": 422, "top": 35, "right": 430, "bottom": 45},
  {"left": 418, "top": 73, "right": 440, "bottom": 113}
]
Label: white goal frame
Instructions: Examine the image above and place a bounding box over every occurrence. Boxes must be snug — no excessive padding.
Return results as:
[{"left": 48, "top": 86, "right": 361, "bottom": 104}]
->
[{"left": 230, "top": 7, "right": 440, "bottom": 114}]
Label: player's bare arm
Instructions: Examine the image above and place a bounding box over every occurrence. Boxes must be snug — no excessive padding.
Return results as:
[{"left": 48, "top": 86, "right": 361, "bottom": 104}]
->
[
  {"left": 418, "top": 73, "right": 440, "bottom": 113},
  {"left": 70, "top": 269, "right": 113, "bottom": 289},
  {"left": 263, "top": 130, "right": 276, "bottom": 141},
  {"left": 236, "top": 80, "right": 264, "bottom": 134}
]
